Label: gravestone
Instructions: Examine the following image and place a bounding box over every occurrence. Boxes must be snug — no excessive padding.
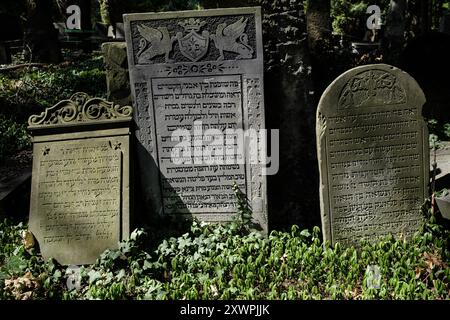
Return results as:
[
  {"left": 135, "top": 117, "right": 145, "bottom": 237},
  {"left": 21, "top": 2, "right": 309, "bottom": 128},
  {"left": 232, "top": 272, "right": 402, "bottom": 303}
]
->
[
  {"left": 317, "top": 64, "right": 429, "bottom": 246},
  {"left": 115, "top": 23, "right": 125, "bottom": 40},
  {"left": 431, "top": 141, "right": 450, "bottom": 192},
  {"left": 124, "top": 7, "right": 267, "bottom": 232},
  {"left": 28, "top": 93, "right": 132, "bottom": 265},
  {"left": 102, "top": 42, "right": 131, "bottom": 106}
]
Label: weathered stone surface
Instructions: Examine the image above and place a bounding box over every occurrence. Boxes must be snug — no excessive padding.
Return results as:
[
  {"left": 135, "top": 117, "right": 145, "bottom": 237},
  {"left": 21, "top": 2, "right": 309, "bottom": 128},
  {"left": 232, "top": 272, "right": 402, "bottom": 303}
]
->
[
  {"left": 432, "top": 141, "right": 450, "bottom": 191},
  {"left": 317, "top": 64, "right": 429, "bottom": 246},
  {"left": 436, "top": 190, "right": 450, "bottom": 220},
  {"left": 28, "top": 93, "right": 132, "bottom": 265},
  {"left": 124, "top": 8, "right": 267, "bottom": 232},
  {"left": 102, "top": 42, "right": 131, "bottom": 106}
]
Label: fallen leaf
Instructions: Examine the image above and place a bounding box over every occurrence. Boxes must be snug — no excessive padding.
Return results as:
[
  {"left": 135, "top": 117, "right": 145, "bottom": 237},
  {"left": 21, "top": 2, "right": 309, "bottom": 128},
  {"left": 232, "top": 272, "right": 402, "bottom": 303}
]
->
[{"left": 22, "top": 231, "right": 35, "bottom": 249}]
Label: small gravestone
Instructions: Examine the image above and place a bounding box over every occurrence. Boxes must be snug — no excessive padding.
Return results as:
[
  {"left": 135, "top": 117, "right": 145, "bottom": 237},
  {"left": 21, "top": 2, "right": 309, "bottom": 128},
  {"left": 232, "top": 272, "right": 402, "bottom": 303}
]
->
[
  {"left": 115, "top": 23, "right": 125, "bottom": 40},
  {"left": 432, "top": 141, "right": 450, "bottom": 191},
  {"left": 102, "top": 42, "right": 131, "bottom": 106},
  {"left": 28, "top": 93, "right": 132, "bottom": 265},
  {"left": 124, "top": 7, "right": 267, "bottom": 231},
  {"left": 436, "top": 190, "right": 450, "bottom": 220},
  {"left": 317, "top": 64, "right": 429, "bottom": 246}
]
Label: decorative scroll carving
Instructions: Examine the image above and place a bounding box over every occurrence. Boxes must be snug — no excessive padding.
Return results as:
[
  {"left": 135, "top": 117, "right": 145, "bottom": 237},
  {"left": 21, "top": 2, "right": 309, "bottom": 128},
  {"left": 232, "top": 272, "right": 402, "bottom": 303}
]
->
[
  {"left": 28, "top": 92, "right": 133, "bottom": 127},
  {"left": 246, "top": 77, "right": 263, "bottom": 198},
  {"left": 338, "top": 70, "right": 407, "bottom": 109}
]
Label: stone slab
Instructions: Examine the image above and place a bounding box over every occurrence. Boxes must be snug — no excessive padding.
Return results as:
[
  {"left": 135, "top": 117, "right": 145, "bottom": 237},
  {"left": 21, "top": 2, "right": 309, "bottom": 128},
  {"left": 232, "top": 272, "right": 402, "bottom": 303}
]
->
[
  {"left": 316, "top": 64, "right": 429, "bottom": 246},
  {"left": 28, "top": 92, "right": 132, "bottom": 265},
  {"left": 123, "top": 7, "right": 267, "bottom": 232}
]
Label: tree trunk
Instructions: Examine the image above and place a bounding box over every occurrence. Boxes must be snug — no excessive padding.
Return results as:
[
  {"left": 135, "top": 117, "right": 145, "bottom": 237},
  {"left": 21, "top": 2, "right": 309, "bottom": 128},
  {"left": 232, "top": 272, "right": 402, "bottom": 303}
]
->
[
  {"left": 420, "top": 0, "right": 430, "bottom": 34},
  {"left": 306, "top": 0, "right": 331, "bottom": 53},
  {"left": 385, "top": 1, "right": 407, "bottom": 42},
  {"left": 381, "top": 0, "right": 407, "bottom": 64},
  {"left": 200, "top": 0, "right": 250, "bottom": 9},
  {"left": 99, "top": 0, "right": 111, "bottom": 25},
  {"left": 23, "top": 0, "right": 61, "bottom": 63},
  {"left": 78, "top": 0, "right": 92, "bottom": 31}
]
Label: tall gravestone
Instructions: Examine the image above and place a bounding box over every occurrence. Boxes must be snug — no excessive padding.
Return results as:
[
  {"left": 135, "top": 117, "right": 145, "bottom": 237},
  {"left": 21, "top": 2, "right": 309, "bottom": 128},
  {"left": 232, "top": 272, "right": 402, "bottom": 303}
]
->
[
  {"left": 124, "top": 7, "right": 267, "bottom": 232},
  {"left": 28, "top": 93, "right": 132, "bottom": 265},
  {"left": 317, "top": 64, "right": 429, "bottom": 246}
]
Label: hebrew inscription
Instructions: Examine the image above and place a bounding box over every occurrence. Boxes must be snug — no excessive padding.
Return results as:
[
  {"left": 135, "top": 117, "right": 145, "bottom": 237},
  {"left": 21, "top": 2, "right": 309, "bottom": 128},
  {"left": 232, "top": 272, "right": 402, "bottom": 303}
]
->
[
  {"left": 34, "top": 141, "right": 121, "bottom": 260},
  {"left": 317, "top": 65, "right": 429, "bottom": 247},
  {"left": 152, "top": 75, "right": 246, "bottom": 214},
  {"left": 28, "top": 93, "right": 132, "bottom": 265},
  {"left": 124, "top": 8, "right": 267, "bottom": 230}
]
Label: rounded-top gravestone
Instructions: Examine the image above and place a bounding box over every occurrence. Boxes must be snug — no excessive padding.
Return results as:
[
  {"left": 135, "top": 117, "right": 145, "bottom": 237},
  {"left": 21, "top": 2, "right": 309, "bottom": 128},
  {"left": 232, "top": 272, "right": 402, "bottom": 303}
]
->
[{"left": 316, "top": 64, "right": 429, "bottom": 247}]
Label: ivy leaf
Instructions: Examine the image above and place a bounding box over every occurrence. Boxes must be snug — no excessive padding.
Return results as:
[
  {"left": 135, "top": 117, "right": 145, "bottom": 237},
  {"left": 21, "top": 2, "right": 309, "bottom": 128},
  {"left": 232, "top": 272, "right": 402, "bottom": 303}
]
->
[
  {"left": 300, "top": 230, "right": 311, "bottom": 237},
  {"left": 53, "top": 269, "right": 62, "bottom": 281},
  {"left": 88, "top": 270, "right": 102, "bottom": 284},
  {"left": 116, "top": 269, "right": 126, "bottom": 281}
]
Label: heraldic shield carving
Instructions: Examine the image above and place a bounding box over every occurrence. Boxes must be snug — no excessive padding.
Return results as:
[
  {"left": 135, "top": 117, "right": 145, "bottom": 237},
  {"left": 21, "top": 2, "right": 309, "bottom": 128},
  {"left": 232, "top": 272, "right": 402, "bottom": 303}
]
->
[
  {"left": 176, "top": 18, "right": 210, "bottom": 62},
  {"left": 134, "top": 16, "right": 254, "bottom": 64}
]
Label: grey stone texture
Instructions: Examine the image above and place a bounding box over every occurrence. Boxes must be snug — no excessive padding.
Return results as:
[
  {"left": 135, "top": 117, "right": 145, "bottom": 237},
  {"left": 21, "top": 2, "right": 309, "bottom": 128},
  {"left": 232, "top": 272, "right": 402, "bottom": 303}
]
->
[
  {"left": 317, "top": 64, "right": 429, "bottom": 246},
  {"left": 102, "top": 42, "right": 131, "bottom": 106},
  {"left": 28, "top": 93, "right": 133, "bottom": 265},
  {"left": 124, "top": 7, "right": 267, "bottom": 232}
]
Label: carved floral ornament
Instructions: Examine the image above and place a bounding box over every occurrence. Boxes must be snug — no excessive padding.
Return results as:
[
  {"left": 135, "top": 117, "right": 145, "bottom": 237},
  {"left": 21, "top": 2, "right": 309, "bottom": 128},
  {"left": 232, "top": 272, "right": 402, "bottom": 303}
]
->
[
  {"left": 28, "top": 92, "right": 133, "bottom": 127},
  {"left": 338, "top": 70, "right": 407, "bottom": 109}
]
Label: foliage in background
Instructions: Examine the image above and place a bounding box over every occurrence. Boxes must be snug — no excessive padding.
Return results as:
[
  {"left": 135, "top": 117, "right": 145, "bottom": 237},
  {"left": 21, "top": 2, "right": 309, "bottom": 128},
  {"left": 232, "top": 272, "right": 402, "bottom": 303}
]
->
[
  {"left": 95, "top": 0, "right": 202, "bottom": 26},
  {"left": 0, "top": 195, "right": 448, "bottom": 300},
  {"left": 331, "top": 0, "right": 390, "bottom": 38},
  {"left": 0, "top": 115, "right": 30, "bottom": 163},
  {"left": 0, "top": 53, "right": 106, "bottom": 122},
  {"left": 428, "top": 119, "right": 450, "bottom": 141},
  {"left": 0, "top": 53, "right": 106, "bottom": 161}
]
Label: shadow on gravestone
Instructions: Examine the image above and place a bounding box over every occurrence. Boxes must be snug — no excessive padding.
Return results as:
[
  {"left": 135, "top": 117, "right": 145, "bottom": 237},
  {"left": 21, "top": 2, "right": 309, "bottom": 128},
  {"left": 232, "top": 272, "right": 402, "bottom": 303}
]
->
[
  {"left": 133, "top": 137, "right": 192, "bottom": 244},
  {"left": 200, "top": 1, "right": 320, "bottom": 231},
  {"left": 400, "top": 31, "right": 450, "bottom": 124}
]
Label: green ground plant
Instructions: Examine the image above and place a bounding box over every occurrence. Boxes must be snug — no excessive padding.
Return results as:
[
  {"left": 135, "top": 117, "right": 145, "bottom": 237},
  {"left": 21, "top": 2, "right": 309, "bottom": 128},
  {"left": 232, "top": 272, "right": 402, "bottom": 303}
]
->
[
  {"left": 0, "top": 115, "right": 30, "bottom": 163},
  {"left": 0, "top": 192, "right": 448, "bottom": 300},
  {"left": 0, "top": 53, "right": 106, "bottom": 120}
]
